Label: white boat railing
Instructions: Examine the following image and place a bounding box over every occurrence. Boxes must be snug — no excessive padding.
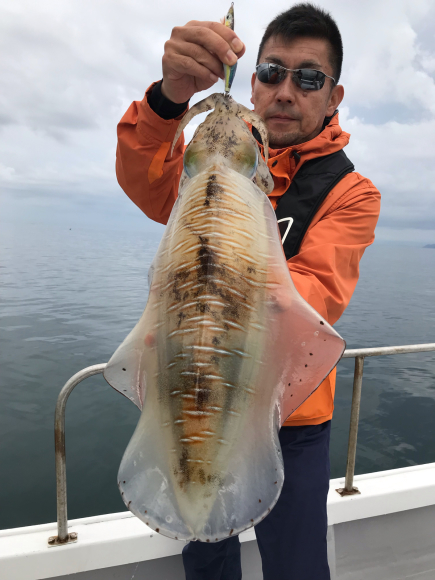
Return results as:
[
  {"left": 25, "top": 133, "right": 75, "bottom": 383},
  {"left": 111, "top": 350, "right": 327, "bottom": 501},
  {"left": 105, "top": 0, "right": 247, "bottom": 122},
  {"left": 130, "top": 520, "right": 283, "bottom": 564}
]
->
[{"left": 51, "top": 343, "right": 435, "bottom": 546}]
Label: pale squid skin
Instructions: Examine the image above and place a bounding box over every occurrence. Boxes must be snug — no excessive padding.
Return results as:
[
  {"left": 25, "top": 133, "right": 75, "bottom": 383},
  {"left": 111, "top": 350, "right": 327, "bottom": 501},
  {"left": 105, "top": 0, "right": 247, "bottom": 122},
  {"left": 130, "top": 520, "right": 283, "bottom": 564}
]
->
[{"left": 104, "top": 94, "right": 345, "bottom": 542}]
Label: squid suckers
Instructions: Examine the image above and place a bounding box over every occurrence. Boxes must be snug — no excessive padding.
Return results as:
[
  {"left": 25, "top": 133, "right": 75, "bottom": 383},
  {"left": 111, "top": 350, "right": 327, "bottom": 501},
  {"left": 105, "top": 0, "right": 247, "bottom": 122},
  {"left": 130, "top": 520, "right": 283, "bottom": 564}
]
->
[{"left": 104, "top": 93, "right": 345, "bottom": 541}]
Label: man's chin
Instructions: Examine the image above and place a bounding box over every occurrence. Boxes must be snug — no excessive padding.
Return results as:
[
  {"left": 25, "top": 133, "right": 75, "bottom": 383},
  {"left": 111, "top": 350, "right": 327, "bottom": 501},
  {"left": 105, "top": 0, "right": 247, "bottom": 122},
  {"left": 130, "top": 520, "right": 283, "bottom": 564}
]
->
[
  {"left": 269, "top": 133, "right": 301, "bottom": 149},
  {"left": 267, "top": 128, "right": 305, "bottom": 149}
]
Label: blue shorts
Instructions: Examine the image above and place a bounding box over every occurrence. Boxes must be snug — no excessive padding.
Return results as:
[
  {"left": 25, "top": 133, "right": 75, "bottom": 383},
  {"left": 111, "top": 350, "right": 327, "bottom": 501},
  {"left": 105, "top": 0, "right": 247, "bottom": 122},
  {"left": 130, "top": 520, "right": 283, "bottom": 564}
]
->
[{"left": 182, "top": 421, "right": 331, "bottom": 580}]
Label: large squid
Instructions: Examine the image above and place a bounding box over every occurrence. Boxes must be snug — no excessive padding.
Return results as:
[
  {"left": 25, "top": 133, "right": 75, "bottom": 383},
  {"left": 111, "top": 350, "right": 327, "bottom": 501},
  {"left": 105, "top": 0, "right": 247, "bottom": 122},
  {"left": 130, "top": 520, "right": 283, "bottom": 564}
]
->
[{"left": 103, "top": 90, "right": 345, "bottom": 542}]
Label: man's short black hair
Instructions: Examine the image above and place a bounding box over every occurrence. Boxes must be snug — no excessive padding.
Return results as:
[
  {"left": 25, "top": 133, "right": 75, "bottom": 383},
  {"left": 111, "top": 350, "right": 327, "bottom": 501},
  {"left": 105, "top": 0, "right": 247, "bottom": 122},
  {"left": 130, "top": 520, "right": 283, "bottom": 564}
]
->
[{"left": 256, "top": 3, "right": 343, "bottom": 82}]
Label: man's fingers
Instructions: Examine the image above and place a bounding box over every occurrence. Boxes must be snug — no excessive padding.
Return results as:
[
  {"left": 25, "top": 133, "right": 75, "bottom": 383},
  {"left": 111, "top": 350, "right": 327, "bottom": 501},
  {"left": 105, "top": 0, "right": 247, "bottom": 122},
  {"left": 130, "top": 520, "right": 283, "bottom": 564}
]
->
[
  {"left": 186, "top": 21, "right": 245, "bottom": 53},
  {"left": 174, "top": 25, "right": 237, "bottom": 66},
  {"left": 177, "top": 22, "right": 245, "bottom": 64},
  {"left": 166, "top": 53, "right": 220, "bottom": 84},
  {"left": 206, "top": 21, "right": 245, "bottom": 54},
  {"left": 165, "top": 39, "right": 225, "bottom": 79}
]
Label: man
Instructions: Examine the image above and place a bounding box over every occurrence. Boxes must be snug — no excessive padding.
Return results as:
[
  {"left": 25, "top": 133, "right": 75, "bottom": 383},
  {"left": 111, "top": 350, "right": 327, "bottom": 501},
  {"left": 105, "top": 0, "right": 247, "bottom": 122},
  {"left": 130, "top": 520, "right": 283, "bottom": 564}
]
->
[{"left": 116, "top": 4, "right": 380, "bottom": 579}]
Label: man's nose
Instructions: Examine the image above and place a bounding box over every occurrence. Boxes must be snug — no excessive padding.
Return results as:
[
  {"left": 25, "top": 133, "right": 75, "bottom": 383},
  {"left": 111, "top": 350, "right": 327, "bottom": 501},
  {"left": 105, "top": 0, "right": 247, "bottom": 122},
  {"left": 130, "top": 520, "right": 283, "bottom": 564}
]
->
[{"left": 274, "top": 74, "right": 297, "bottom": 103}]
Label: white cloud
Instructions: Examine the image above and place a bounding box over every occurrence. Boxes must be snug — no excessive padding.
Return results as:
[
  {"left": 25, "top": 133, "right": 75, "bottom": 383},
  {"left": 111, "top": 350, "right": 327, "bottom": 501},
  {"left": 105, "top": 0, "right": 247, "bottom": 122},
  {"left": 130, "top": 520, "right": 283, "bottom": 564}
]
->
[
  {"left": 1, "top": 0, "right": 435, "bottom": 242},
  {"left": 336, "top": 0, "right": 435, "bottom": 115}
]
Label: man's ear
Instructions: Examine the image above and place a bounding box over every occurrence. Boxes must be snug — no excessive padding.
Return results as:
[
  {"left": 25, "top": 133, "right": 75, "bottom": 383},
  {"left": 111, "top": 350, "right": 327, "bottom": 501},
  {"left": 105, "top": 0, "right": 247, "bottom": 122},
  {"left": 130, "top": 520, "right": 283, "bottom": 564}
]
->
[
  {"left": 326, "top": 84, "right": 344, "bottom": 116},
  {"left": 250, "top": 72, "right": 256, "bottom": 105}
]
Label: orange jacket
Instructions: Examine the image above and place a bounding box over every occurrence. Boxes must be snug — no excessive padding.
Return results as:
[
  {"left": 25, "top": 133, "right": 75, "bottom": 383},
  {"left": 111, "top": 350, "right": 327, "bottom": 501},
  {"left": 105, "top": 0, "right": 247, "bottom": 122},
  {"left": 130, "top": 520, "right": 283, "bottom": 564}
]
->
[{"left": 116, "top": 83, "right": 381, "bottom": 426}]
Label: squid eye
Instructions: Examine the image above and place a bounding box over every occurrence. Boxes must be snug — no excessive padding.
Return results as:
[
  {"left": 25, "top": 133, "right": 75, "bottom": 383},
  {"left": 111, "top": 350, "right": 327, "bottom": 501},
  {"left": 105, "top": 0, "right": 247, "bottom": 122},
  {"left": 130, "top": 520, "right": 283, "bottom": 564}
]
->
[
  {"left": 233, "top": 142, "right": 258, "bottom": 179},
  {"left": 183, "top": 147, "right": 197, "bottom": 178},
  {"left": 183, "top": 143, "right": 207, "bottom": 178}
]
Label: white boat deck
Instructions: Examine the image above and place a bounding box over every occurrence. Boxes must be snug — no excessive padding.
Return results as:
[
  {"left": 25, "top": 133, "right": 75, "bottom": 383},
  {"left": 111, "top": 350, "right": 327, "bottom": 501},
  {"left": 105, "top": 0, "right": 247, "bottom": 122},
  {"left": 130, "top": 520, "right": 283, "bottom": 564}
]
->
[{"left": 1, "top": 462, "right": 435, "bottom": 580}]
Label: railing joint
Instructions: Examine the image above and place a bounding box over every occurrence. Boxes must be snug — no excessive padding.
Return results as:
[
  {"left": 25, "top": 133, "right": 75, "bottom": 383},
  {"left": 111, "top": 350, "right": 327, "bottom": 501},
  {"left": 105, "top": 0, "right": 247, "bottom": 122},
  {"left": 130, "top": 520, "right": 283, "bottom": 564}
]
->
[
  {"left": 47, "top": 532, "right": 78, "bottom": 547},
  {"left": 336, "top": 486, "right": 360, "bottom": 497}
]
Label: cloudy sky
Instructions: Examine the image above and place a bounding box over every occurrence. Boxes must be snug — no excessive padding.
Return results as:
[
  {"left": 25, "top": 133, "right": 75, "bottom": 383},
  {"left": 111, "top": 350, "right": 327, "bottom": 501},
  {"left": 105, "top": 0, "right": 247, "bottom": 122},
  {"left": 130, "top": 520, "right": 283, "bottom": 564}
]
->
[{"left": 1, "top": 0, "right": 435, "bottom": 242}]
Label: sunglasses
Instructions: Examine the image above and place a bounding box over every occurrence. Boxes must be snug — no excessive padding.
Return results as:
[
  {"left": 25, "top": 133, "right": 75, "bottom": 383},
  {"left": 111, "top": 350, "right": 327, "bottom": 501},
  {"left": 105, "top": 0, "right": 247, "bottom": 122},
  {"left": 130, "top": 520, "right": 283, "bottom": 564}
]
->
[{"left": 256, "top": 63, "right": 336, "bottom": 91}]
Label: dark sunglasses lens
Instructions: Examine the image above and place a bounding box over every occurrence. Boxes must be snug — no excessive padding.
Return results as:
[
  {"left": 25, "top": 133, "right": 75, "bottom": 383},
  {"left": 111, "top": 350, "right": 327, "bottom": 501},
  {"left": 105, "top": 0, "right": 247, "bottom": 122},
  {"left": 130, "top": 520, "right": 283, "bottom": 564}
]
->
[
  {"left": 257, "top": 64, "right": 285, "bottom": 85},
  {"left": 293, "top": 69, "right": 325, "bottom": 90}
]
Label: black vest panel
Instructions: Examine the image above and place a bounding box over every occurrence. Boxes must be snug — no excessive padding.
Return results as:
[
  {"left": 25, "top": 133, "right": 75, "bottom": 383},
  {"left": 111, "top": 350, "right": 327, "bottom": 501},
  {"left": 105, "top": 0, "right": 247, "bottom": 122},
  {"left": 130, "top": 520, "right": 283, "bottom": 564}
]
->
[{"left": 274, "top": 149, "right": 354, "bottom": 260}]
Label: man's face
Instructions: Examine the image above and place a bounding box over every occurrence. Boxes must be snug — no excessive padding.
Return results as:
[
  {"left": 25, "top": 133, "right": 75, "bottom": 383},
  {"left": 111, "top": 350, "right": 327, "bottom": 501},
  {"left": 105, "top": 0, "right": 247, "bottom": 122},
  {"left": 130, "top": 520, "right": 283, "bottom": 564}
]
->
[{"left": 251, "top": 36, "right": 344, "bottom": 148}]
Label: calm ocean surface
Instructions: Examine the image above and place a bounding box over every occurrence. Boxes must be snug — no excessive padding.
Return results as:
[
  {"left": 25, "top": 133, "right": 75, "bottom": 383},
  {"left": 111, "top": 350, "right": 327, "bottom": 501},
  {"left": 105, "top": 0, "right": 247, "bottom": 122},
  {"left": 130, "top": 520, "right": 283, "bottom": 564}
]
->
[{"left": 1, "top": 222, "right": 434, "bottom": 530}]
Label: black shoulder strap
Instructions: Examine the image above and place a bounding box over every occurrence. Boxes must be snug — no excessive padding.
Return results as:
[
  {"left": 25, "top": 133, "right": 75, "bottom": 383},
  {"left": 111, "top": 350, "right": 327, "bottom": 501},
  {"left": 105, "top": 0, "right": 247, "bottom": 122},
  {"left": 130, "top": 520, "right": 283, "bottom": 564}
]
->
[{"left": 274, "top": 149, "right": 354, "bottom": 259}]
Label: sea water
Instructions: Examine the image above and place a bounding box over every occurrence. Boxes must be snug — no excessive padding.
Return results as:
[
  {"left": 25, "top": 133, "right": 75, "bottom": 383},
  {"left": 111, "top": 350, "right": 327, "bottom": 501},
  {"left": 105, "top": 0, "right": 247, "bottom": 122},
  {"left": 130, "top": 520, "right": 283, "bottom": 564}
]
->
[{"left": 0, "top": 222, "right": 434, "bottom": 529}]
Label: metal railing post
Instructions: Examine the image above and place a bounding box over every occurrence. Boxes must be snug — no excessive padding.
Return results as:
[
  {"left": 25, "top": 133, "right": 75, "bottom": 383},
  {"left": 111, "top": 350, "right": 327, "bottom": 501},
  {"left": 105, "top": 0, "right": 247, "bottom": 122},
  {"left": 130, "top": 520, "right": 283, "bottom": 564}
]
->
[
  {"left": 337, "top": 356, "right": 365, "bottom": 496},
  {"left": 48, "top": 363, "right": 106, "bottom": 547}
]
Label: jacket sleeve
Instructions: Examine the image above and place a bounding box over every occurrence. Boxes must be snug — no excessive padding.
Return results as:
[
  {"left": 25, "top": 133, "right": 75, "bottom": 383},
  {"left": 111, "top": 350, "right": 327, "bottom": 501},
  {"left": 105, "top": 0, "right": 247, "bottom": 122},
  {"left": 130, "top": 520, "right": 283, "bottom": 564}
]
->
[
  {"left": 116, "top": 83, "right": 186, "bottom": 225},
  {"left": 288, "top": 176, "right": 381, "bottom": 325}
]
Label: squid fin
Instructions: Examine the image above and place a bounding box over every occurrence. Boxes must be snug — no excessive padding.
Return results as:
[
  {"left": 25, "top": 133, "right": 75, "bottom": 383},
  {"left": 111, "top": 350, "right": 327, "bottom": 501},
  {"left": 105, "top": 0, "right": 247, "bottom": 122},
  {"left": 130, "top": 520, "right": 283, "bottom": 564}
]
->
[
  {"left": 103, "top": 320, "right": 146, "bottom": 410},
  {"left": 255, "top": 191, "right": 346, "bottom": 423}
]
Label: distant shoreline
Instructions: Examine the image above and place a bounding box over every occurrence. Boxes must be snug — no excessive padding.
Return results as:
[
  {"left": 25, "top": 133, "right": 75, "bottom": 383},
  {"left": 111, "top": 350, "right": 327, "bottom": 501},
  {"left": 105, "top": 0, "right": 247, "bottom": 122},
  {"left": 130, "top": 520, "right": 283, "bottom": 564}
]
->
[{"left": 424, "top": 244, "right": 435, "bottom": 248}]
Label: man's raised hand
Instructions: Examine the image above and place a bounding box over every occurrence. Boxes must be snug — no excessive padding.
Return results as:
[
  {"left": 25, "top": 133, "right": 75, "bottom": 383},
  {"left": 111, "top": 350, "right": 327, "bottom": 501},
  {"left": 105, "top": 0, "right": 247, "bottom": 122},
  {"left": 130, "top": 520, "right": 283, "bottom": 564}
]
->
[{"left": 161, "top": 21, "right": 245, "bottom": 104}]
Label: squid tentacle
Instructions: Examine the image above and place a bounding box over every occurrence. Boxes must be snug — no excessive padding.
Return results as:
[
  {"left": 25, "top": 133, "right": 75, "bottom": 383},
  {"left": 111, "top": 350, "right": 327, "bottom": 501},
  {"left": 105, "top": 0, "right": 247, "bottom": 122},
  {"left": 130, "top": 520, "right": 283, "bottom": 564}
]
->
[
  {"left": 236, "top": 104, "right": 270, "bottom": 163},
  {"left": 171, "top": 94, "right": 220, "bottom": 157}
]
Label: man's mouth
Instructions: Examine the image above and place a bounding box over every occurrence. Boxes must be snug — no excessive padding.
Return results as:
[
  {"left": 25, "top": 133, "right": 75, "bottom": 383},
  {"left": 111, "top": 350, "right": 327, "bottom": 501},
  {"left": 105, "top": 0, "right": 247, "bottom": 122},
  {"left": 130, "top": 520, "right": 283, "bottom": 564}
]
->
[{"left": 268, "top": 114, "right": 297, "bottom": 122}]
